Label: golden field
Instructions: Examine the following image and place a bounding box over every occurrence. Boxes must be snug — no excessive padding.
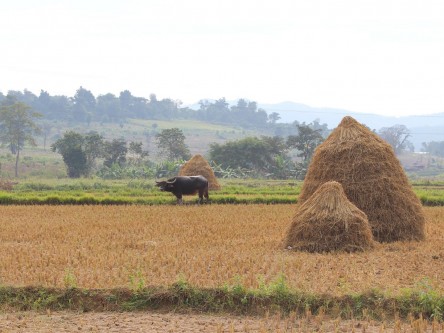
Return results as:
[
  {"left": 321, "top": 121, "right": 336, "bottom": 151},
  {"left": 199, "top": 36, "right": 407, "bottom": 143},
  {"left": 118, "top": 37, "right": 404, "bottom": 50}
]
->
[{"left": 0, "top": 205, "right": 443, "bottom": 296}]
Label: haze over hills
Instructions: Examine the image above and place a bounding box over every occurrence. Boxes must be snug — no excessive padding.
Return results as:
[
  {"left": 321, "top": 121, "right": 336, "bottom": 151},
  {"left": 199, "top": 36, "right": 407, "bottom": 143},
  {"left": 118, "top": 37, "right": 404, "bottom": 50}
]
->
[
  {"left": 259, "top": 102, "right": 444, "bottom": 151},
  {"left": 257, "top": 101, "right": 444, "bottom": 151},
  {"left": 258, "top": 101, "right": 444, "bottom": 128},
  {"left": 187, "top": 100, "right": 444, "bottom": 151}
]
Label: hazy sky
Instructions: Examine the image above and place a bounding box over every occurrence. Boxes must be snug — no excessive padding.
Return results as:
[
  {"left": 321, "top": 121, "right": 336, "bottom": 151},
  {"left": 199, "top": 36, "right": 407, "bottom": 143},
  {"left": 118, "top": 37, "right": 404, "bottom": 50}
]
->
[{"left": 1, "top": 0, "right": 443, "bottom": 116}]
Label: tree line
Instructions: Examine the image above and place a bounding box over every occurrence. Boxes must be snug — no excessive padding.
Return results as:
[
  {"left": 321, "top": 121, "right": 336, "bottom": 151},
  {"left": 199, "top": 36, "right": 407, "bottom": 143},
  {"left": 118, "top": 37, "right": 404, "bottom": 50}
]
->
[
  {"left": 0, "top": 88, "right": 276, "bottom": 129},
  {"left": 0, "top": 91, "right": 329, "bottom": 179},
  {"left": 48, "top": 124, "right": 324, "bottom": 180},
  {"left": 47, "top": 124, "right": 444, "bottom": 179},
  {"left": 0, "top": 94, "right": 327, "bottom": 179}
]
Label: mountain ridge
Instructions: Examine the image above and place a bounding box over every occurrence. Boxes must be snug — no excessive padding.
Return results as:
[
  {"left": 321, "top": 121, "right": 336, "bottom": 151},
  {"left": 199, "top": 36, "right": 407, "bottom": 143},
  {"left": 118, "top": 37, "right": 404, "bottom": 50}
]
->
[
  {"left": 259, "top": 101, "right": 444, "bottom": 151},
  {"left": 258, "top": 101, "right": 444, "bottom": 129}
]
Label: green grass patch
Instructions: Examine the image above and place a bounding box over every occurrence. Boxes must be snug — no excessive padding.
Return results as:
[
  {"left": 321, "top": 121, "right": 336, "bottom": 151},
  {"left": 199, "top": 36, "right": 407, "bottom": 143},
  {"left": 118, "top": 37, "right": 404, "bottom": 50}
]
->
[
  {"left": 1, "top": 282, "right": 443, "bottom": 321},
  {"left": 1, "top": 178, "right": 444, "bottom": 205},
  {"left": 0, "top": 179, "right": 302, "bottom": 205}
]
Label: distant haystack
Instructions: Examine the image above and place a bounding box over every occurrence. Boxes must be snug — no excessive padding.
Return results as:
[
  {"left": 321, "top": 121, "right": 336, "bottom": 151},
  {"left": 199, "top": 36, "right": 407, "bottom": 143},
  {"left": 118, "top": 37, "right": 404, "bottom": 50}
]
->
[
  {"left": 299, "top": 116, "right": 425, "bottom": 242},
  {"left": 285, "top": 181, "right": 375, "bottom": 253},
  {"left": 179, "top": 154, "right": 221, "bottom": 190}
]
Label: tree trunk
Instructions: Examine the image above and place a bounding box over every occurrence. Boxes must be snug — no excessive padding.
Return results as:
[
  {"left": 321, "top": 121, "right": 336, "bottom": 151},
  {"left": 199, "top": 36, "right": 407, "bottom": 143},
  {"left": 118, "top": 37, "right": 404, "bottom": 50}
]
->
[{"left": 15, "top": 148, "right": 20, "bottom": 178}]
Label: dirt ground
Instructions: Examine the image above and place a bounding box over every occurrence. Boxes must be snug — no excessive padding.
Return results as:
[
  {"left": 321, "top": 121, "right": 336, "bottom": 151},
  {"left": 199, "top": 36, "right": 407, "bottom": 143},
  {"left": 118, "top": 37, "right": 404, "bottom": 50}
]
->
[{"left": 0, "top": 311, "right": 443, "bottom": 333}]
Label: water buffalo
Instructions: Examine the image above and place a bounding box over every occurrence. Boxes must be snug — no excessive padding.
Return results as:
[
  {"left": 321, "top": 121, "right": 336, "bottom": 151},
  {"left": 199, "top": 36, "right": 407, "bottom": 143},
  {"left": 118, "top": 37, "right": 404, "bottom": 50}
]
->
[{"left": 155, "top": 175, "right": 209, "bottom": 204}]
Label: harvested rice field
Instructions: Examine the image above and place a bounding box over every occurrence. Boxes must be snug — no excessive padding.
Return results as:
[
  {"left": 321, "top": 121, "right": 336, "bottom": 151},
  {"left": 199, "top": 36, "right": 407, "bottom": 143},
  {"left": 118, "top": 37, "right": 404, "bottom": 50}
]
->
[{"left": 0, "top": 205, "right": 443, "bottom": 295}]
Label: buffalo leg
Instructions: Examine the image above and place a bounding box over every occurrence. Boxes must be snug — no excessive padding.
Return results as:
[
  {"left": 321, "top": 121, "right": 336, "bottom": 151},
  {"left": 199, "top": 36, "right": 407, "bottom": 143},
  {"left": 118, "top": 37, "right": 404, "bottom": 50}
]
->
[
  {"left": 176, "top": 194, "right": 183, "bottom": 205},
  {"left": 197, "top": 187, "right": 209, "bottom": 204},
  {"left": 197, "top": 189, "right": 204, "bottom": 204},
  {"left": 204, "top": 187, "right": 209, "bottom": 203}
]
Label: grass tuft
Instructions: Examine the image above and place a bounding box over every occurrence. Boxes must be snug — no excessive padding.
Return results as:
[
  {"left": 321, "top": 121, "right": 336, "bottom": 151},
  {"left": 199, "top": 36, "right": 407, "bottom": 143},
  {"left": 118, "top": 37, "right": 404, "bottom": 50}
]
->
[{"left": 1, "top": 281, "right": 443, "bottom": 322}]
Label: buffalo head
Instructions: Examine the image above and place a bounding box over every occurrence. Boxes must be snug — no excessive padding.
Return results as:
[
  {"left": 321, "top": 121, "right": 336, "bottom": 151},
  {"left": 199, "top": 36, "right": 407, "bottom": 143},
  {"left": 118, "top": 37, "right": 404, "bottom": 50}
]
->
[{"left": 155, "top": 178, "right": 177, "bottom": 192}]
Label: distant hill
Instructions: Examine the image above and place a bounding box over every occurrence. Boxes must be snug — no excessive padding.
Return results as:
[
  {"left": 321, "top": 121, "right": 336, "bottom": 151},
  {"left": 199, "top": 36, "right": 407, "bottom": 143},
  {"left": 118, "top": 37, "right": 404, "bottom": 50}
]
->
[
  {"left": 258, "top": 101, "right": 444, "bottom": 128},
  {"left": 257, "top": 101, "right": 444, "bottom": 151}
]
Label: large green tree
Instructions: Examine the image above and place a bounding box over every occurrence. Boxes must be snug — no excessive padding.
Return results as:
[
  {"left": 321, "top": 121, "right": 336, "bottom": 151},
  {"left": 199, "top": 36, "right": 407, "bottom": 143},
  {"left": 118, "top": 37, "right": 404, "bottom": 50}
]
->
[
  {"left": 286, "top": 124, "right": 324, "bottom": 161},
  {"left": 155, "top": 128, "right": 191, "bottom": 161},
  {"left": 0, "top": 101, "right": 41, "bottom": 177},
  {"left": 51, "top": 131, "right": 104, "bottom": 178},
  {"left": 209, "top": 136, "right": 288, "bottom": 177},
  {"left": 103, "top": 137, "right": 128, "bottom": 168}
]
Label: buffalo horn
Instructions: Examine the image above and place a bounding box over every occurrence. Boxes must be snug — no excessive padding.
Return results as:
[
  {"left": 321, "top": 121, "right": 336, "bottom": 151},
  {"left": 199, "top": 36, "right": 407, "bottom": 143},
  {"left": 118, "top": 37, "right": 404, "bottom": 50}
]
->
[{"left": 167, "top": 178, "right": 177, "bottom": 184}]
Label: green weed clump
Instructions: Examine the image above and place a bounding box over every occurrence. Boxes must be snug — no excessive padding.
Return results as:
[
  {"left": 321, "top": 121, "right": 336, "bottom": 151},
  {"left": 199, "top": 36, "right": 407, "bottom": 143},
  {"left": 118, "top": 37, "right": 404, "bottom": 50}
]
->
[{"left": 1, "top": 276, "right": 443, "bottom": 322}]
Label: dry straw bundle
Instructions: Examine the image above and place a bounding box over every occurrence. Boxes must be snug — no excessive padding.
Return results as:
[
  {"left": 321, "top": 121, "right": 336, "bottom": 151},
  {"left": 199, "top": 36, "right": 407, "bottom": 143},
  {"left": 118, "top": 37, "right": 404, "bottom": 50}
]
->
[
  {"left": 179, "top": 154, "right": 221, "bottom": 190},
  {"left": 299, "top": 116, "right": 425, "bottom": 242},
  {"left": 285, "top": 181, "right": 375, "bottom": 252}
]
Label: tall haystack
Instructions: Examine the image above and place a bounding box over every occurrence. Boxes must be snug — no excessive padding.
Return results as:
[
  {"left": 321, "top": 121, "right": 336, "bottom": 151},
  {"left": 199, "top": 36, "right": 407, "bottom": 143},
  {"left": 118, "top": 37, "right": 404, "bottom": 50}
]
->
[
  {"left": 179, "top": 154, "right": 221, "bottom": 190},
  {"left": 285, "top": 181, "right": 375, "bottom": 252},
  {"left": 299, "top": 116, "right": 425, "bottom": 242}
]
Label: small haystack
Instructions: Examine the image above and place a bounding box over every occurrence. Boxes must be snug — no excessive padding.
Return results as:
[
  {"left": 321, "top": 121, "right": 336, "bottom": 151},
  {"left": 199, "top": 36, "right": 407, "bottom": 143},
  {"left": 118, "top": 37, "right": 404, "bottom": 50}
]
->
[
  {"left": 179, "top": 154, "right": 221, "bottom": 190},
  {"left": 285, "top": 181, "right": 375, "bottom": 252},
  {"left": 299, "top": 116, "right": 425, "bottom": 242}
]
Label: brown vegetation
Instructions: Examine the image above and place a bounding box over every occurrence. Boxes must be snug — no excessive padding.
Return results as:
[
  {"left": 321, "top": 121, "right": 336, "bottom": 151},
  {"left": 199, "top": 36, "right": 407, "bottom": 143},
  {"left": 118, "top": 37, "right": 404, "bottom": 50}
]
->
[
  {"left": 0, "top": 179, "right": 18, "bottom": 191},
  {"left": 179, "top": 154, "right": 221, "bottom": 190},
  {"left": 0, "top": 205, "right": 442, "bottom": 296},
  {"left": 285, "top": 181, "right": 375, "bottom": 252},
  {"left": 299, "top": 116, "right": 425, "bottom": 242}
]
